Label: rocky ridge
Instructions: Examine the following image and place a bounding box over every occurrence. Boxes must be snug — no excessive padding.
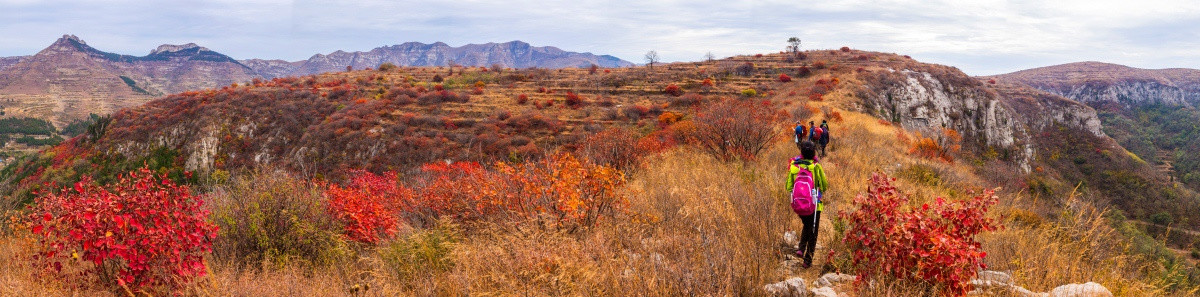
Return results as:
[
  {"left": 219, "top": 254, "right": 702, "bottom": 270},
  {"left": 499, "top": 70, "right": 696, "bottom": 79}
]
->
[{"left": 988, "top": 61, "right": 1200, "bottom": 107}]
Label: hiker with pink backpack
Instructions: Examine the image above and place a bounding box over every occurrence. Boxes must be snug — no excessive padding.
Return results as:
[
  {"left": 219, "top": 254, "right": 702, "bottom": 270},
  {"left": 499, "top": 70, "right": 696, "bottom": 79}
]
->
[{"left": 788, "top": 140, "right": 828, "bottom": 269}]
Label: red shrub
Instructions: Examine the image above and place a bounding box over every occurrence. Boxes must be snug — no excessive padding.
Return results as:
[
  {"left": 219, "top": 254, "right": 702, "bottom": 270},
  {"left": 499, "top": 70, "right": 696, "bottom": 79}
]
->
[
  {"left": 517, "top": 94, "right": 529, "bottom": 104},
  {"left": 580, "top": 128, "right": 642, "bottom": 171},
  {"left": 838, "top": 173, "right": 1000, "bottom": 296},
  {"left": 797, "top": 66, "right": 812, "bottom": 77},
  {"left": 778, "top": 73, "right": 792, "bottom": 82},
  {"left": 813, "top": 61, "right": 827, "bottom": 69},
  {"left": 472, "top": 87, "right": 484, "bottom": 95},
  {"left": 538, "top": 87, "right": 548, "bottom": 93},
  {"left": 28, "top": 167, "right": 216, "bottom": 292},
  {"left": 840, "top": 46, "right": 851, "bottom": 52},
  {"left": 701, "top": 78, "right": 715, "bottom": 87},
  {"left": 324, "top": 170, "right": 407, "bottom": 244},
  {"left": 987, "top": 79, "right": 997, "bottom": 84},
  {"left": 664, "top": 84, "right": 683, "bottom": 96},
  {"left": 688, "top": 98, "right": 781, "bottom": 161},
  {"left": 565, "top": 91, "right": 584, "bottom": 106}
]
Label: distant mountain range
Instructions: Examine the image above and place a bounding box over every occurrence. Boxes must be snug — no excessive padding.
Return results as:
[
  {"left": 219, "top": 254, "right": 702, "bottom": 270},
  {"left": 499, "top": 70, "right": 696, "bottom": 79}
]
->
[{"left": 0, "top": 35, "right": 633, "bottom": 126}]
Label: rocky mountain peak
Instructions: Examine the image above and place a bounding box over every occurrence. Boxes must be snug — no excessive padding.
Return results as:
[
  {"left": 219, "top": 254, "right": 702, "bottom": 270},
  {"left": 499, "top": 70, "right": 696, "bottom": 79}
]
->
[{"left": 150, "top": 43, "right": 208, "bottom": 55}]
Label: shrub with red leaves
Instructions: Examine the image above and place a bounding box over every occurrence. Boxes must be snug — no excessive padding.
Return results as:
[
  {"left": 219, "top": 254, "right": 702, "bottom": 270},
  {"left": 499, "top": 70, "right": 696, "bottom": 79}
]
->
[
  {"left": 840, "top": 46, "right": 851, "bottom": 52},
  {"left": 837, "top": 173, "right": 1000, "bottom": 296},
  {"left": 664, "top": 84, "right": 683, "bottom": 96},
  {"left": 565, "top": 91, "right": 584, "bottom": 107},
  {"left": 28, "top": 167, "right": 216, "bottom": 293},
  {"left": 516, "top": 94, "right": 529, "bottom": 104},
  {"left": 324, "top": 170, "right": 407, "bottom": 244},
  {"left": 778, "top": 73, "right": 792, "bottom": 82},
  {"left": 688, "top": 98, "right": 781, "bottom": 161}
]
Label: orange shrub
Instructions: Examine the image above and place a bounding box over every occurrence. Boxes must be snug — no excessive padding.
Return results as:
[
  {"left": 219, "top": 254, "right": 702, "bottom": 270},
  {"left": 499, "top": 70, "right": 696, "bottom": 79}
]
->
[
  {"left": 324, "top": 170, "right": 407, "bottom": 244},
  {"left": 664, "top": 84, "right": 683, "bottom": 97}
]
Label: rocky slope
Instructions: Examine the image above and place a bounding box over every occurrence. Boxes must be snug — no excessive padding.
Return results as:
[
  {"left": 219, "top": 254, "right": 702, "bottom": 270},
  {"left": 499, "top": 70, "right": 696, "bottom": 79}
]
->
[
  {"left": 0, "top": 35, "right": 259, "bottom": 126},
  {"left": 988, "top": 61, "right": 1200, "bottom": 107}
]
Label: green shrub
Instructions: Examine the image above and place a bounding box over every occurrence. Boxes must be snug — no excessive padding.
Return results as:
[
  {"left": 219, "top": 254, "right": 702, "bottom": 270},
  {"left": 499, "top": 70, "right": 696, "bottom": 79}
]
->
[
  {"left": 740, "top": 88, "right": 757, "bottom": 97},
  {"left": 380, "top": 222, "right": 458, "bottom": 280},
  {"left": 208, "top": 169, "right": 350, "bottom": 268},
  {"left": 1150, "top": 212, "right": 1174, "bottom": 226}
]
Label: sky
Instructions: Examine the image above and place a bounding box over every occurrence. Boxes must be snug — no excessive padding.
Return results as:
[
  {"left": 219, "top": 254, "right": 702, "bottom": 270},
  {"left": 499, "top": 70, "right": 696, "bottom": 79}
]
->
[{"left": 2, "top": 0, "right": 1199, "bottom": 76}]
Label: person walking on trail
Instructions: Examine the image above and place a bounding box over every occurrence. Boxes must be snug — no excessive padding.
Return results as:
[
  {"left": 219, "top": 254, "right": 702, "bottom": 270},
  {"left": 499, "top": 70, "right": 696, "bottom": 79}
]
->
[
  {"left": 793, "top": 121, "right": 807, "bottom": 148},
  {"left": 818, "top": 120, "right": 830, "bottom": 157},
  {"left": 787, "top": 141, "right": 828, "bottom": 269},
  {"left": 807, "top": 121, "right": 818, "bottom": 142}
]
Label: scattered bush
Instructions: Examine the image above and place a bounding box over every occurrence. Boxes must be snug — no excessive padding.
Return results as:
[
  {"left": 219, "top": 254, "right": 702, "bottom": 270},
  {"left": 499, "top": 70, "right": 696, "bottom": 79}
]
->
[
  {"left": 580, "top": 127, "right": 642, "bottom": 171},
  {"left": 840, "top": 46, "right": 851, "bottom": 52},
  {"left": 735, "top": 63, "right": 755, "bottom": 76},
  {"left": 28, "top": 167, "right": 216, "bottom": 293},
  {"left": 909, "top": 128, "right": 962, "bottom": 162},
  {"left": 664, "top": 84, "right": 683, "bottom": 96},
  {"left": 516, "top": 94, "right": 529, "bottom": 104},
  {"left": 778, "top": 73, "right": 792, "bottom": 82},
  {"left": 565, "top": 91, "right": 584, "bottom": 107},
  {"left": 209, "top": 170, "right": 348, "bottom": 268},
  {"left": 378, "top": 63, "right": 397, "bottom": 72},
  {"left": 741, "top": 89, "right": 757, "bottom": 97},
  {"left": 380, "top": 222, "right": 458, "bottom": 281},
  {"left": 837, "top": 173, "right": 1000, "bottom": 296},
  {"left": 671, "top": 93, "right": 703, "bottom": 107},
  {"left": 689, "top": 98, "right": 780, "bottom": 161}
]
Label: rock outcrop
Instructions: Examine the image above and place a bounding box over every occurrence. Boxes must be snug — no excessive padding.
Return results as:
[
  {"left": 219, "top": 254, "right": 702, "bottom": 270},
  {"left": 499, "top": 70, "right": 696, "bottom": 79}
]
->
[
  {"left": 989, "top": 61, "right": 1200, "bottom": 107},
  {"left": 277, "top": 40, "right": 633, "bottom": 76}
]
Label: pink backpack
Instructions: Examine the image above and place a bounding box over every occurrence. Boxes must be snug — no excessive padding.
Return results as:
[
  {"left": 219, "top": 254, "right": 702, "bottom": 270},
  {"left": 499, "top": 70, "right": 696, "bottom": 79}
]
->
[{"left": 791, "top": 162, "right": 818, "bottom": 216}]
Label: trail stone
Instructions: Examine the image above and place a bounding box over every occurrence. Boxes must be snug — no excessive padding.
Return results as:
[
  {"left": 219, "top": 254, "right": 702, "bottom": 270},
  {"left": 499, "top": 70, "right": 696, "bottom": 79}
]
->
[
  {"left": 814, "top": 273, "right": 856, "bottom": 288},
  {"left": 764, "top": 277, "right": 808, "bottom": 297},
  {"left": 976, "top": 270, "right": 1012, "bottom": 285},
  {"left": 1012, "top": 285, "right": 1049, "bottom": 297},
  {"left": 1048, "top": 282, "right": 1112, "bottom": 297},
  {"left": 809, "top": 287, "right": 840, "bottom": 297},
  {"left": 783, "top": 231, "right": 799, "bottom": 247}
]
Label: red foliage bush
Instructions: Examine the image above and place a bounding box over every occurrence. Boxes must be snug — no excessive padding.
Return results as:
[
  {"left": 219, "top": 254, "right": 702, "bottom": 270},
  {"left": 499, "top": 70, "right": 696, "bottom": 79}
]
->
[
  {"left": 701, "top": 78, "right": 715, "bottom": 87},
  {"left": 778, "top": 73, "right": 792, "bottom": 82},
  {"left": 838, "top": 173, "right": 1000, "bottom": 296},
  {"left": 565, "top": 91, "right": 584, "bottom": 107},
  {"left": 840, "top": 46, "right": 851, "bottom": 52},
  {"left": 517, "top": 94, "right": 529, "bottom": 104},
  {"left": 688, "top": 98, "right": 781, "bottom": 161},
  {"left": 28, "top": 167, "right": 216, "bottom": 292},
  {"left": 580, "top": 128, "right": 642, "bottom": 171},
  {"left": 813, "top": 61, "right": 827, "bottom": 69},
  {"left": 324, "top": 170, "right": 406, "bottom": 244},
  {"left": 664, "top": 84, "right": 683, "bottom": 97},
  {"left": 987, "top": 79, "right": 997, "bottom": 84},
  {"left": 671, "top": 93, "right": 703, "bottom": 107}
]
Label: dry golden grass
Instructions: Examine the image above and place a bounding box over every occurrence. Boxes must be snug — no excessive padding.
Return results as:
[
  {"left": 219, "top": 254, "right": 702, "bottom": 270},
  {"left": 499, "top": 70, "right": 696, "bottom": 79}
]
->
[{"left": 1, "top": 55, "right": 1195, "bottom": 296}]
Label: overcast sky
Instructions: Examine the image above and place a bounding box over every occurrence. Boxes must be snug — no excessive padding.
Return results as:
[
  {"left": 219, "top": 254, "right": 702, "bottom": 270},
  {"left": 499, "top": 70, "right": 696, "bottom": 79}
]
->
[{"left": 2, "top": 0, "right": 1198, "bottom": 75}]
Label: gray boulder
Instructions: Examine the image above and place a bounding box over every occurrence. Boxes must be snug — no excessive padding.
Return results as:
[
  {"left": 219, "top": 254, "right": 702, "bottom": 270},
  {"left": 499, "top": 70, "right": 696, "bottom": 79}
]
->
[
  {"left": 1048, "top": 282, "right": 1112, "bottom": 297},
  {"left": 764, "top": 277, "right": 808, "bottom": 297}
]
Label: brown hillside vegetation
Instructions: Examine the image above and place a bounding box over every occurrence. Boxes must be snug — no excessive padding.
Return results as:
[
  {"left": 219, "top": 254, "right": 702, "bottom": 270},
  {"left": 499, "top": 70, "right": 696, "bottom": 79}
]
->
[{"left": 1, "top": 50, "right": 1198, "bottom": 296}]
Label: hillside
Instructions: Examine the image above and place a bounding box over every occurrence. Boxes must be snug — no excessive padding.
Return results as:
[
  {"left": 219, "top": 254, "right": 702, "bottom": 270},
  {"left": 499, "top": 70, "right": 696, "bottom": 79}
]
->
[
  {"left": 0, "top": 35, "right": 259, "bottom": 127},
  {"left": 994, "top": 62, "right": 1200, "bottom": 200},
  {"left": 2, "top": 50, "right": 1198, "bottom": 296},
  {"left": 0, "top": 36, "right": 634, "bottom": 130}
]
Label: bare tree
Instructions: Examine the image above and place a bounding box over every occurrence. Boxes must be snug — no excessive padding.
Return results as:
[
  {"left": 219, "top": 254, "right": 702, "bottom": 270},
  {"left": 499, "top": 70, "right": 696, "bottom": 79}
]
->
[
  {"left": 644, "top": 50, "right": 659, "bottom": 69},
  {"left": 704, "top": 51, "right": 716, "bottom": 62},
  {"left": 787, "top": 37, "right": 802, "bottom": 56}
]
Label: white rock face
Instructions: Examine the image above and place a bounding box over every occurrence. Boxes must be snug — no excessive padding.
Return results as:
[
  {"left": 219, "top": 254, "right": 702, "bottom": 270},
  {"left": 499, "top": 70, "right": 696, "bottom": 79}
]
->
[
  {"left": 1052, "top": 80, "right": 1189, "bottom": 106},
  {"left": 1048, "top": 282, "right": 1112, "bottom": 297},
  {"left": 764, "top": 277, "right": 808, "bottom": 297}
]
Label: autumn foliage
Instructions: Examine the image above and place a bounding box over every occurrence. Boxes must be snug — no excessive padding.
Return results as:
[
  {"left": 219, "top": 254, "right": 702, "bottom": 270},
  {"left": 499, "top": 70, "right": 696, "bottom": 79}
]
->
[
  {"left": 324, "top": 154, "right": 628, "bottom": 242},
  {"left": 778, "top": 73, "right": 792, "bottom": 82},
  {"left": 909, "top": 128, "right": 963, "bottom": 162},
  {"left": 689, "top": 98, "right": 782, "bottom": 161},
  {"left": 838, "top": 173, "right": 1000, "bottom": 296},
  {"left": 27, "top": 167, "right": 216, "bottom": 293},
  {"left": 664, "top": 84, "right": 683, "bottom": 97}
]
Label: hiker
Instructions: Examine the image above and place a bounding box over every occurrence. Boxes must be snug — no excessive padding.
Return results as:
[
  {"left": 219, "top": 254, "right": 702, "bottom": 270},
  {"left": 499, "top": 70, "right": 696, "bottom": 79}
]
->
[
  {"left": 818, "top": 120, "right": 830, "bottom": 157},
  {"left": 807, "top": 121, "right": 818, "bottom": 142},
  {"left": 787, "top": 141, "right": 828, "bottom": 268},
  {"left": 793, "top": 121, "right": 807, "bottom": 149}
]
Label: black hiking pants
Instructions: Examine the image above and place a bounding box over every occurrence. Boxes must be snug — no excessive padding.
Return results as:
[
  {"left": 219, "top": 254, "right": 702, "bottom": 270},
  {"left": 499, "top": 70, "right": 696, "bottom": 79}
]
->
[{"left": 797, "top": 210, "right": 821, "bottom": 265}]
